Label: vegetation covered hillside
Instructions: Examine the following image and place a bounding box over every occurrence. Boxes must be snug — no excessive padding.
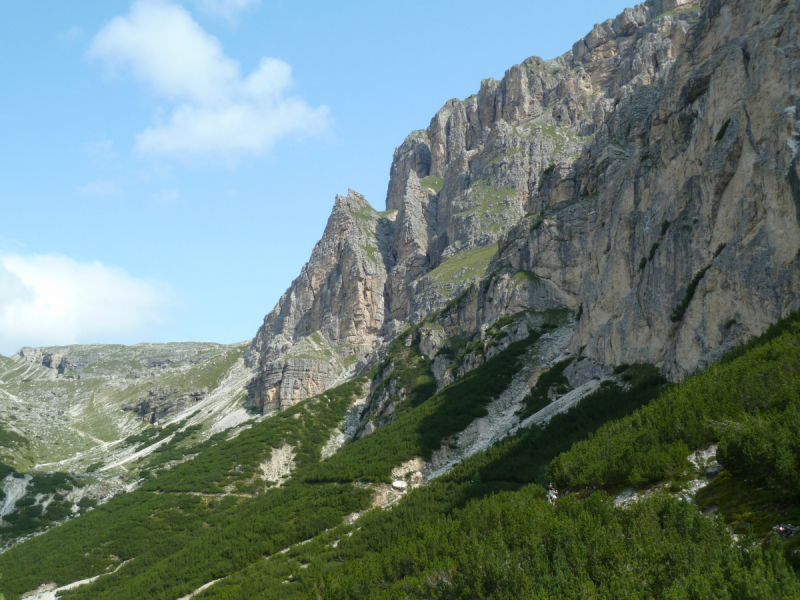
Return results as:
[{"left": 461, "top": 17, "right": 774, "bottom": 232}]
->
[
  {"left": 1, "top": 0, "right": 799, "bottom": 597},
  {"left": 0, "top": 313, "right": 799, "bottom": 598},
  {"left": 0, "top": 342, "right": 254, "bottom": 550}
]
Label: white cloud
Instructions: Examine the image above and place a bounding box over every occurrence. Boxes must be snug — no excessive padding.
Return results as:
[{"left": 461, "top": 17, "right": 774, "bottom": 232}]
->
[
  {"left": 88, "top": 0, "right": 329, "bottom": 159},
  {"left": 77, "top": 180, "right": 119, "bottom": 196},
  {"left": 195, "top": 0, "right": 260, "bottom": 21},
  {"left": 0, "top": 254, "right": 180, "bottom": 356}
]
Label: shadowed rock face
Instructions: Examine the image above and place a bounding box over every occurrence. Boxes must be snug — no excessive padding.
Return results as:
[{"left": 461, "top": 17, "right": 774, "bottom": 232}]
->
[
  {"left": 497, "top": 0, "right": 800, "bottom": 377},
  {"left": 247, "top": 0, "right": 800, "bottom": 409}
]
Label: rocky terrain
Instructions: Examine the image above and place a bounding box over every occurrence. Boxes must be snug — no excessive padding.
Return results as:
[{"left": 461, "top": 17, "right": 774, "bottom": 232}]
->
[
  {"left": 0, "top": 342, "right": 254, "bottom": 473},
  {"left": 0, "top": 0, "right": 799, "bottom": 597},
  {"left": 246, "top": 0, "right": 799, "bottom": 414}
]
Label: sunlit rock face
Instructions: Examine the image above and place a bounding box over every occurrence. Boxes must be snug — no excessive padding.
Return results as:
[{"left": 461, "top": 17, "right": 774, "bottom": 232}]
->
[{"left": 246, "top": 0, "right": 800, "bottom": 408}]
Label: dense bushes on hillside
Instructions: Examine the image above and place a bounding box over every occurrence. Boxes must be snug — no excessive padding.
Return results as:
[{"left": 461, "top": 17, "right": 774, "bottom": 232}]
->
[
  {"left": 444, "top": 364, "right": 666, "bottom": 486},
  {"left": 192, "top": 365, "right": 671, "bottom": 599},
  {"left": 550, "top": 313, "right": 800, "bottom": 490},
  {"left": 143, "top": 378, "right": 367, "bottom": 494},
  {"left": 0, "top": 380, "right": 372, "bottom": 599},
  {"left": 1, "top": 315, "right": 800, "bottom": 598},
  {"left": 717, "top": 403, "right": 800, "bottom": 495},
  {"left": 319, "top": 489, "right": 800, "bottom": 600},
  {"left": 0, "top": 466, "right": 81, "bottom": 543},
  {"left": 302, "top": 334, "right": 541, "bottom": 483}
]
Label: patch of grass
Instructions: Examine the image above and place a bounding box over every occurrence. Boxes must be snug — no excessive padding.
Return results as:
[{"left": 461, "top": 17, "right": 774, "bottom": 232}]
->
[
  {"left": 0, "top": 424, "right": 27, "bottom": 451},
  {"left": 419, "top": 176, "right": 444, "bottom": 193},
  {"left": 425, "top": 245, "right": 496, "bottom": 286},
  {"left": 660, "top": 5, "right": 701, "bottom": 19},
  {"left": 511, "top": 270, "right": 541, "bottom": 287},
  {"left": 660, "top": 220, "right": 670, "bottom": 236},
  {"left": 459, "top": 179, "right": 517, "bottom": 226},
  {"left": 648, "top": 242, "right": 660, "bottom": 261},
  {"left": 540, "top": 123, "right": 581, "bottom": 154},
  {"left": 529, "top": 214, "right": 546, "bottom": 232}
]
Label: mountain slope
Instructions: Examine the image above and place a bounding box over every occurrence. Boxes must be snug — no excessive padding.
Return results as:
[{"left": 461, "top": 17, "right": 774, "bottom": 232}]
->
[
  {"left": 1, "top": 0, "right": 800, "bottom": 597},
  {"left": 1, "top": 310, "right": 798, "bottom": 598}
]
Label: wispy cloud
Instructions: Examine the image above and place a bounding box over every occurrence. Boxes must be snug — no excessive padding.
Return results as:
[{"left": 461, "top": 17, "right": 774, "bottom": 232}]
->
[
  {"left": 88, "top": 0, "right": 329, "bottom": 160},
  {"left": 194, "top": 0, "right": 260, "bottom": 21},
  {"left": 0, "top": 254, "right": 181, "bottom": 356},
  {"left": 60, "top": 25, "right": 85, "bottom": 43},
  {"left": 77, "top": 179, "right": 119, "bottom": 196},
  {"left": 153, "top": 188, "right": 180, "bottom": 205}
]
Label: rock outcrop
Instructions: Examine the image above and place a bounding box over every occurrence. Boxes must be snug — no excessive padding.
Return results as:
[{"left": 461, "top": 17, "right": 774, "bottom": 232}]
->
[
  {"left": 246, "top": 191, "right": 394, "bottom": 410},
  {"left": 123, "top": 387, "right": 208, "bottom": 423},
  {"left": 247, "top": 0, "right": 800, "bottom": 409}
]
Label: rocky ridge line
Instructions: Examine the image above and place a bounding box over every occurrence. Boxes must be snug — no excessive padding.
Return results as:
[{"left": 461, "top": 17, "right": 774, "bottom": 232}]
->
[{"left": 246, "top": 0, "right": 707, "bottom": 411}]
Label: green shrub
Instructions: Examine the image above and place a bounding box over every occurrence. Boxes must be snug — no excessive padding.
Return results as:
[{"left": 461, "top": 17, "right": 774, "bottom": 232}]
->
[
  {"left": 669, "top": 264, "right": 711, "bottom": 322},
  {"left": 715, "top": 118, "right": 731, "bottom": 142},
  {"left": 550, "top": 315, "right": 800, "bottom": 489},
  {"left": 320, "top": 490, "right": 799, "bottom": 599},
  {"left": 718, "top": 403, "right": 800, "bottom": 495}
]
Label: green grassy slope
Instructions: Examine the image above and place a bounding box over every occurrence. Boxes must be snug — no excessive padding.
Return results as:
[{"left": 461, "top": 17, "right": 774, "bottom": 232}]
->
[
  {"left": 0, "top": 316, "right": 799, "bottom": 598},
  {"left": 0, "top": 343, "right": 247, "bottom": 472},
  {"left": 550, "top": 313, "right": 800, "bottom": 491}
]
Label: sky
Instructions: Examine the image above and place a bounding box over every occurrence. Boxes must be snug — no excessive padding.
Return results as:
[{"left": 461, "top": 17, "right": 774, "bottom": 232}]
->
[{"left": 0, "top": 0, "right": 636, "bottom": 356}]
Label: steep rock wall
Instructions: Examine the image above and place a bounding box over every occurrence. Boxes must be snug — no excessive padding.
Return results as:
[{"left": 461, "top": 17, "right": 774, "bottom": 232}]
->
[
  {"left": 246, "top": 191, "right": 393, "bottom": 410},
  {"left": 498, "top": 0, "right": 800, "bottom": 377},
  {"left": 245, "top": 0, "right": 798, "bottom": 408}
]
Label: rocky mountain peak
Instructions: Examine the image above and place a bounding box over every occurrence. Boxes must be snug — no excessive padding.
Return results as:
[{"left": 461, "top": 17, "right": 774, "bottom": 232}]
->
[{"left": 246, "top": 0, "right": 799, "bottom": 409}]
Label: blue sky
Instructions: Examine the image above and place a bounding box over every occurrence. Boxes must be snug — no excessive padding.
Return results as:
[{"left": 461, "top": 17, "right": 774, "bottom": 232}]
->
[{"left": 0, "top": 0, "right": 635, "bottom": 355}]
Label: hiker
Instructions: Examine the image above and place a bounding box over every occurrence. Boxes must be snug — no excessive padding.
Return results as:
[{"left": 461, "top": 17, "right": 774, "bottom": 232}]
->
[{"left": 547, "top": 483, "right": 558, "bottom": 506}]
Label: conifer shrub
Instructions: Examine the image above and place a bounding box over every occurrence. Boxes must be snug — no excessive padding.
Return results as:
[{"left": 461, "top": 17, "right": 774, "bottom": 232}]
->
[
  {"left": 669, "top": 264, "right": 711, "bottom": 322},
  {"left": 550, "top": 313, "right": 800, "bottom": 490}
]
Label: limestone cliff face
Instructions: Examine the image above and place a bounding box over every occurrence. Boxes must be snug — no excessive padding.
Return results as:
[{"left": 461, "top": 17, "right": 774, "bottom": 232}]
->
[
  {"left": 246, "top": 191, "right": 393, "bottom": 410},
  {"left": 496, "top": 0, "right": 800, "bottom": 377},
  {"left": 248, "top": 0, "right": 800, "bottom": 408}
]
